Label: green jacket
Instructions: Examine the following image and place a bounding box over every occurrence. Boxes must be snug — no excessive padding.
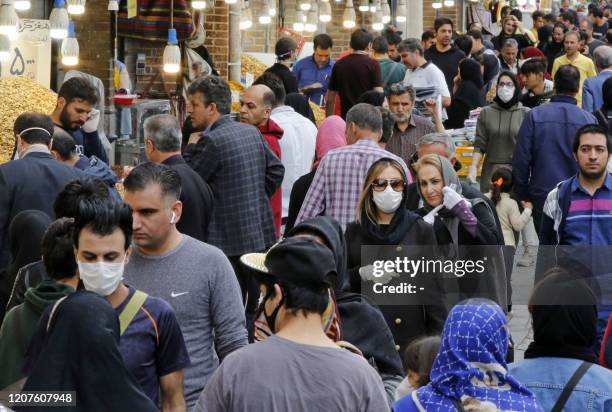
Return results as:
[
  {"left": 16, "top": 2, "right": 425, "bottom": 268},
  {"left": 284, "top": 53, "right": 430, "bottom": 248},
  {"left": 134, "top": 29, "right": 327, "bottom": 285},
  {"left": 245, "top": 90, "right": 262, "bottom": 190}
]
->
[{"left": 0, "top": 280, "right": 74, "bottom": 390}]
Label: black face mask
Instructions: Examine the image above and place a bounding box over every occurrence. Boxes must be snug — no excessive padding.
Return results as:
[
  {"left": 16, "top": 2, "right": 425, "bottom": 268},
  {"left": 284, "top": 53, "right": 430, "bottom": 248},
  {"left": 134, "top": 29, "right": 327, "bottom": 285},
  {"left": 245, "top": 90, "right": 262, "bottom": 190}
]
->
[{"left": 263, "top": 290, "right": 284, "bottom": 334}]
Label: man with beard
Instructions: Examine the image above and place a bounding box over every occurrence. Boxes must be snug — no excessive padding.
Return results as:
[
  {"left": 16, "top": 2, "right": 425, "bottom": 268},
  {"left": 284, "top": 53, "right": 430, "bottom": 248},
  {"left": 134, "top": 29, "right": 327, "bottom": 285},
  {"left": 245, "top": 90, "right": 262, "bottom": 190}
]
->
[
  {"left": 424, "top": 17, "right": 466, "bottom": 96},
  {"left": 539, "top": 124, "right": 612, "bottom": 349},
  {"left": 50, "top": 77, "right": 108, "bottom": 163}
]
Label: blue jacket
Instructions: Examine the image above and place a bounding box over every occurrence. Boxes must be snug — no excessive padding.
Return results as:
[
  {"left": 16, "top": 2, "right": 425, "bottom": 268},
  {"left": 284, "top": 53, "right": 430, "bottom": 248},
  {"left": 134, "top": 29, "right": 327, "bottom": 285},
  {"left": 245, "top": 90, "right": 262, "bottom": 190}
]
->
[
  {"left": 583, "top": 70, "right": 612, "bottom": 113},
  {"left": 509, "top": 357, "right": 612, "bottom": 412},
  {"left": 512, "top": 95, "right": 597, "bottom": 208},
  {"left": 74, "top": 155, "right": 121, "bottom": 201}
]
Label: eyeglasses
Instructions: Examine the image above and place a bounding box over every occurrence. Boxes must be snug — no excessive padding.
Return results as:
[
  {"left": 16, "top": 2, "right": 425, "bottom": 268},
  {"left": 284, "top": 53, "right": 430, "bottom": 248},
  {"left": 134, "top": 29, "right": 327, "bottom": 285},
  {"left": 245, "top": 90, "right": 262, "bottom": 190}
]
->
[{"left": 371, "top": 178, "right": 405, "bottom": 192}]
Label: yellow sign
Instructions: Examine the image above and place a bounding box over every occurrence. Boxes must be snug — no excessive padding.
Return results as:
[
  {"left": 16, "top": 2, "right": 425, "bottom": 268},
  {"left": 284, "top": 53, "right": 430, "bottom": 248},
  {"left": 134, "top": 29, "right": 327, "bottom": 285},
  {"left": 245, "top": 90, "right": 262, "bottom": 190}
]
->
[{"left": 128, "top": 0, "right": 137, "bottom": 18}]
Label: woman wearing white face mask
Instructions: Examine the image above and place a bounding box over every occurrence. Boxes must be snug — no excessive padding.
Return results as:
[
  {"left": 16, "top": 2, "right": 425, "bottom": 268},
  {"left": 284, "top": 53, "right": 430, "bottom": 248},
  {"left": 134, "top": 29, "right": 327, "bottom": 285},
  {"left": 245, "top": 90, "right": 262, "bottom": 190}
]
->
[
  {"left": 469, "top": 71, "right": 531, "bottom": 193},
  {"left": 345, "top": 158, "right": 446, "bottom": 353}
]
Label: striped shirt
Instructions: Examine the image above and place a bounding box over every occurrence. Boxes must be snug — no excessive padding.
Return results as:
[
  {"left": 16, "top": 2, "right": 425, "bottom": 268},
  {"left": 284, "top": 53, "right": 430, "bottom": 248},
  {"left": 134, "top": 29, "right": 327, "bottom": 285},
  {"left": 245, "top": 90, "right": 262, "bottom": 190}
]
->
[
  {"left": 386, "top": 114, "right": 436, "bottom": 165},
  {"left": 562, "top": 174, "right": 612, "bottom": 246},
  {"left": 296, "top": 138, "right": 410, "bottom": 229}
]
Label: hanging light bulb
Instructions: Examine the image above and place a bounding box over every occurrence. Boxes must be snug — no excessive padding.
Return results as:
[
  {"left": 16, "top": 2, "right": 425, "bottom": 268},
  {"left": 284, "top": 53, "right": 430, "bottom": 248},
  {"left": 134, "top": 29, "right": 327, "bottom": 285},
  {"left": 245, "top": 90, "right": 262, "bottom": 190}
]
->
[
  {"left": 358, "top": 0, "right": 368, "bottom": 12},
  {"left": 305, "top": 6, "right": 317, "bottom": 32},
  {"left": 443, "top": 0, "right": 454, "bottom": 6},
  {"left": 343, "top": 0, "right": 355, "bottom": 28},
  {"left": 319, "top": 1, "right": 331, "bottom": 22},
  {"left": 381, "top": 0, "right": 390, "bottom": 23},
  {"left": 61, "top": 20, "right": 79, "bottom": 66},
  {"left": 516, "top": 0, "right": 527, "bottom": 5},
  {"left": 268, "top": 0, "right": 276, "bottom": 16},
  {"left": 14, "top": 0, "right": 29, "bottom": 11},
  {"left": 293, "top": 10, "right": 305, "bottom": 31},
  {"left": 108, "top": 0, "right": 119, "bottom": 11},
  {"left": 432, "top": 1, "right": 442, "bottom": 8},
  {"left": 239, "top": 1, "right": 253, "bottom": 30},
  {"left": 0, "top": 34, "right": 9, "bottom": 61},
  {"left": 395, "top": 0, "right": 407, "bottom": 23},
  {"left": 0, "top": 0, "right": 19, "bottom": 39},
  {"left": 372, "top": 10, "right": 383, "bottom": 31},
  {"left": 224, "top": 0, "right": 238, "bottom": 4},
  {"left": 66, "top": 0, "right": 85, "bottom": 15},
  {"left": 49, "top": 0, "right": 69, "bottom": 39},
  {"left": 370, "top": 0, "right": 377, "bottom": 13},
  {"left": 192, "top": 0, "right": 207, "bottom": 9},
  {"left": 299, "top": 0, "right": 310, "bottom": 11},
  {"left": 162, "top": 28, "right": 180, "bottom": 73}
]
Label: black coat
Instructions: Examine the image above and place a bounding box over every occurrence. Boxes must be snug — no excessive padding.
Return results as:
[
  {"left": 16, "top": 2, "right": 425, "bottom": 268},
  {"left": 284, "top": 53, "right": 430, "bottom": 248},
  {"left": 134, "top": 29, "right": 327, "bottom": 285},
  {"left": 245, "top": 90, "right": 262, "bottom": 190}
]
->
[
  {"left": 264, "top": 63, "right": 299, "bottom": 95},
  {"left": 0, "top": 152, "right": 82, "bottom": 271},
  {"left": 285, "top": 171, "right": 315, "bottom": 232},
  {"left": 162, "top": 155, "right": 214, "bottom": 243}
]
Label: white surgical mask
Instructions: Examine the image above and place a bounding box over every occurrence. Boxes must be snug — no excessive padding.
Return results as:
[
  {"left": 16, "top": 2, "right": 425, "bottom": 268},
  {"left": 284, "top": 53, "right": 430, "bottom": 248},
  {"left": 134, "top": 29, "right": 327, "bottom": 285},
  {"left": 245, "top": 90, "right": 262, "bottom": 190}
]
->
[
  {"left": 77, "top": 259, "right": 125, "bottom": 297},
  {"left": 373, "top": 186, "right": 403, "bottom": 214},
  {"left": 497, "top": 86, "right": 515, "bottom": 103}
]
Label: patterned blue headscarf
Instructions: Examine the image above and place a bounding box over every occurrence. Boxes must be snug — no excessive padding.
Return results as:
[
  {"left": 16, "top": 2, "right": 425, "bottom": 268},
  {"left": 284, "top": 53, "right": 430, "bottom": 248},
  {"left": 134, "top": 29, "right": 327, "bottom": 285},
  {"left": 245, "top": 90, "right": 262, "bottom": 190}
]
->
[{"left": 411, "top": 300, "right": 543, "bottom": 412}]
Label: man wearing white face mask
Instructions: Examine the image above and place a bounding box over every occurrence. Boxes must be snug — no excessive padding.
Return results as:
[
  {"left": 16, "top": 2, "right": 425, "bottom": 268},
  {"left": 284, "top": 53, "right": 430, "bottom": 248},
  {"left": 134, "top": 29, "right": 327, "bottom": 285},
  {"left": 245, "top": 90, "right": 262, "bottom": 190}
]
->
[{"left": 73, "top": 198, "right": 190, "bottom": 411}]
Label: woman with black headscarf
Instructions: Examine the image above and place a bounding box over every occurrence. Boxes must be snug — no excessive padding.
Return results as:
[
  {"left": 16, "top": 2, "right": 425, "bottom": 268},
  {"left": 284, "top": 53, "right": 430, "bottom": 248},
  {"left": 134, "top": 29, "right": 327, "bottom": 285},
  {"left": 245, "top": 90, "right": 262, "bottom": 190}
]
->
[
  {"left": 444, "top": 58, "right": 486, "bottom": 129},
  {"left": 593, "top": 76, "right": 612, "bottom": 132},
  {"left": 17, "top": 291, "right": 158, "bottom": 411},
  {"left": 537, "top": 24, "right": 553, "bottom": 52},
  {"left": 286, "top": 216, "right": 405, "bottom": 405},
  {"left": 0, "top": 210, "right": 51, "bottom": 323},
  {"left": 509, "top": 269, "right": 612, "bottom": 411},
  {"left": 284, "top": 93, "right": 316, "bottom": 125},
  {"left": 543, "top": 23, "right": 568, "bottom": 73},
  {"left": 469, "top": 71, "right": 530, "bottom": 192}
]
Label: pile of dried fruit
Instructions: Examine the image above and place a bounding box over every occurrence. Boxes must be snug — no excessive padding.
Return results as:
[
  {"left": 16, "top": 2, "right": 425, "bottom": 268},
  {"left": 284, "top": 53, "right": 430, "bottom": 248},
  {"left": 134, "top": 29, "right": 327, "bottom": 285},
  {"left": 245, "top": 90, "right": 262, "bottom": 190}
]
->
[
  {"left": 309, "top": 101, "right": 325, "bottom": 127},
  {"left": 0, "top": 77, "right": 57, "bottom": 164},
  {"left": 241, "top": 54, "right": 267, "bottom": 78}
]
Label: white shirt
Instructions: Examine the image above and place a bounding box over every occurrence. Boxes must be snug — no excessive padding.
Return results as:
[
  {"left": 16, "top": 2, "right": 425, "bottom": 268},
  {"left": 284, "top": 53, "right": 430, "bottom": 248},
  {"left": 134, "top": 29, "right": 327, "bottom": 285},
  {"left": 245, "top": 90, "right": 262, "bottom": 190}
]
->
[
  {"left": 404, "top": 62, "right": 450, "bottom": 120},
  {"left": 271, "top": 106, "right": 317, "bottom": 217}
]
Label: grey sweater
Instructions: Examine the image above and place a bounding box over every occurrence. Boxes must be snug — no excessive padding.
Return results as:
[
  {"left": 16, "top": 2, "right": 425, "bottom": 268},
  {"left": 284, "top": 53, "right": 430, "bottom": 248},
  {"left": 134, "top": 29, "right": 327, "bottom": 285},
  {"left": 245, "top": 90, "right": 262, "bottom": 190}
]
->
[{"left": 124, "top": 235, "right": 248, "bottom": 409}]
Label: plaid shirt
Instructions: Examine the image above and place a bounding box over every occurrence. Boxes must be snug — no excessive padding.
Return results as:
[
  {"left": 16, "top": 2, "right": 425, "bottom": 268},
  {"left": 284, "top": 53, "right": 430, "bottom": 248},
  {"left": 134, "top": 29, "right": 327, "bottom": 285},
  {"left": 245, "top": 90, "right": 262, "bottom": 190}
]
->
[
  {"left": 296, "top": 139, "right": 410, "bottom": 229},
  {"left": 184, "top": 115, "right": 284, "bottom": 256},
  {"left": 385, "top": 114, "right": 436, "bottom": 165}
]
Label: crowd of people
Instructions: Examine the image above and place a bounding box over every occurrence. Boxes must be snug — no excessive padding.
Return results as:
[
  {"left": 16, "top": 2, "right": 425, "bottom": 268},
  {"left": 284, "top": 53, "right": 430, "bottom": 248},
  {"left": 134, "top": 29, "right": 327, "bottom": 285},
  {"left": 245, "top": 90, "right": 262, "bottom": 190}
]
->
[{"left": 1, "top": 1, "right": 612, "bottom": 411}]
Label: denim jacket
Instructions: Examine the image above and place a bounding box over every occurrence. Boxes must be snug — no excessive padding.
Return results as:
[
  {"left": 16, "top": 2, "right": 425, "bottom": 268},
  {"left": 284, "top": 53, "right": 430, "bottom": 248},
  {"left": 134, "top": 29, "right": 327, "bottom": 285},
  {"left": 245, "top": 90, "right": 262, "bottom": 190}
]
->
[{"left": 508, "top": 357, "right": 612, "bottom": 412}]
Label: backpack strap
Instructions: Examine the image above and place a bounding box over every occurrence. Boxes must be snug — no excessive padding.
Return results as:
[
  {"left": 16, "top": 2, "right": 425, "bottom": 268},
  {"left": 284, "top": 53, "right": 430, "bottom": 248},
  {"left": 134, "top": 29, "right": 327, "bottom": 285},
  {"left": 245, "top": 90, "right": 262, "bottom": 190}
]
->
[
  {"left": 551, "top": 361, "right": 593, "bottom": 412},
  {"left": 119, "top": 290, "right": 148, "bottom": 336}
]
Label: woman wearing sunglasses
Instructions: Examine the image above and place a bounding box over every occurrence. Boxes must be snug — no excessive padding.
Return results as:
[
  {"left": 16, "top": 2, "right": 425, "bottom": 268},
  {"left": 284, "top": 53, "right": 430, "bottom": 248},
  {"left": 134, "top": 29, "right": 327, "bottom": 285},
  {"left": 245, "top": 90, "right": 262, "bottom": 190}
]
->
[{"left": 345, "top": 158, "right": 446, "bottom": 353}]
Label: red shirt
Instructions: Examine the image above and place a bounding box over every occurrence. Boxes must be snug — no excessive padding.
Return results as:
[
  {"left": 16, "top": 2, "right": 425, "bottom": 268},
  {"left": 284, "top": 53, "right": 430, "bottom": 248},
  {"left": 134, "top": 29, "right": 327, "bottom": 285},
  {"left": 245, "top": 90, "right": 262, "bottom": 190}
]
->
[{"left": 257, "top": 119, "right": 283, "bottom": 238}]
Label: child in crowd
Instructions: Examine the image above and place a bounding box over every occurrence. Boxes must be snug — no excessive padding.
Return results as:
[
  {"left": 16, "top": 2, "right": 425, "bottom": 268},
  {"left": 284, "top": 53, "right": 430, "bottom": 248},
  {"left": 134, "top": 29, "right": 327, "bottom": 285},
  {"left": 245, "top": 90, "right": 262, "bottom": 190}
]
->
[
  {"left": 485, "top": 167, "right": 532, "bottom": 312},
  {"left": 395, "top": 336, "right": 441, "bottom": 401}
]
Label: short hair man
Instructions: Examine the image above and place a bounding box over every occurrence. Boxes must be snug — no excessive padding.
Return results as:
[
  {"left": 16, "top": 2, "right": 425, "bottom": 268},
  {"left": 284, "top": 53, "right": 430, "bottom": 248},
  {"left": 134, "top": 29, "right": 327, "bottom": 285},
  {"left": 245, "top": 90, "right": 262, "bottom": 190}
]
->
[
  {"left": 293, "top": 33, "right": 334, "bottom": 106},
  {"left": 50, "top": 77, "right": 107, "bottom": 163},
  {"left": 531, "top": 10, "right": 545, "bottom": 42},
  {"left": 520, "top": 57, "right": 554, "bottom": 108},
  {"left": 195, "top": 237, "right": 389, "bottom": 412},
  {"left": 551, "top": 31, "right": 598, "bottom": 107},
  {"left": 424, "top": 17, "right": 466, "bottom": 96},
  {"left": 421, "top": 30, "right": 435, "bottom": 51},
  {"left": 239, "top": 84, "right": 284, "bottom": 236},
  {"left": 264, "top": 37, "right": 299, "bottom": 94},
  {"left": 73, "top": 197, "right": 190, "bottom": 409},
  {"left": 559, "top": 0, "right": 579, "bottom": 27},
  {"left": 384, "top": 30, "right": 403, "bottom": 62},
  {"left": 559, "top": 11, "right": 577, "bottom": 31},
  {"left": 123, "top": 163, "right": 248, "bottom": 409},
  {"left": 0, "top": 113, "right": 82, "bottom": 272},
  {"left": 589, "top": 7, "right": 609, "bottom": 41},
  {"left": 513, "top": 64, "right": 598, "bottom": 233},
  {"left": 0, "top": 218, "right": 79, "bottom": 390},
  {"left": 254, "top": 73, "right": 317, "bottom": 223},
  {"left": 143, "top": 114, "right": 213, "bottom": 243},
  {"left": 454, "top": 34, "right": 473, "bottom": 57},
  {"left": 326, "top": 29, "right": 384, "bottom": 118},
  {"left": 500, "top": 38, "right": 519, "bottom": 74},
  {"left": 372, "top": 36, "right": 406, "bottom": 93},
  {"left": 385, "top": 82, "right": 443, "bottom": 165},
  {"left": 582, "top": 45, "right": 612, "bottom": 112},
  {"left": 296, "top": 103, "right": 409, "bottom": 228},
  {"left": 399, "top": 38, "right": 451, "bottom": 108}
]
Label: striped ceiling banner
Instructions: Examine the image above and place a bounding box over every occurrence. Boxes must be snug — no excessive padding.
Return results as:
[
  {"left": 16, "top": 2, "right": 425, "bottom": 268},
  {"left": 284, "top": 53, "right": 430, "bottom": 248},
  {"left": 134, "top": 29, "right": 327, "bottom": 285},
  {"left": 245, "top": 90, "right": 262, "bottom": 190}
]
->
[{"left": 117, "top": 0, "right": 195, "bottom": 41}]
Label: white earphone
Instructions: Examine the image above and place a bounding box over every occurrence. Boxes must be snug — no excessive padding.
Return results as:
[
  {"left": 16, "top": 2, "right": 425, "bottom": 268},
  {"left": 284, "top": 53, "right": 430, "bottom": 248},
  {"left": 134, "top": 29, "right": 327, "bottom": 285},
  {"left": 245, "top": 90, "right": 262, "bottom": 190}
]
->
[{"left": 170, "top": 211, "right": 177, "bottom": 224}]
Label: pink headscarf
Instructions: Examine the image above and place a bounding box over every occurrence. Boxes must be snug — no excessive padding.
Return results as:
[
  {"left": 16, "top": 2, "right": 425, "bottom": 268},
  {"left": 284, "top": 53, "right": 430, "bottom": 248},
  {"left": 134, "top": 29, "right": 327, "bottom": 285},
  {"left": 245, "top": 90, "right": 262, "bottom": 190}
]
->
[{"left": 312, "top": 116, "right": 347, "bottom": 171}]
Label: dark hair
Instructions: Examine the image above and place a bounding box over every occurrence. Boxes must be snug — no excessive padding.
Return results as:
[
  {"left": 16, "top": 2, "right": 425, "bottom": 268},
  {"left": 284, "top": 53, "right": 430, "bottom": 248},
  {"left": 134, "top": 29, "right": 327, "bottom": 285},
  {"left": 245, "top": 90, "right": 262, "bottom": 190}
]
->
[
  {"left": 454, "top": 35, "right": 473, "bottom": 56},
  {"left": 608, "top": 29, "right": 612, "bottom": 44},
  {"left": 357, "top": 90, "right": 385, "bottom": 106},
  {"left": 58, "top": 77, "right": 99, "bottom": 106},
  {"left": 350, "top": 28, "right": 373, "bottom": 51},
  {"left": 253, "top": 72, "right": 286, "bottom": 107},
  {"left": 313, "top": 33, "right": 333, "bottom": 50},
  {"left": 553, "top": 22, "right": 569, "bottom": 35},
  {"left": 434, "top": 17, "right": 453, "bottom": 32},
  {"left": 255, "top": 273, "right": 329, "bottom": 315},
  {"left": 384, "top": 31, "right": 402, "bottom": 46},
  {"left": 42, "top": 218, "right": 77, "bottom": 281},
  {"left": 559, "top": 12, "right": 574, "bottom": 23},
  {"left": 73, "top": 199, "right": 133, "bottom": 250},
  {"left": 51, "top": 129, "right": 77, "bottom": 160},
  {"left": 372, "top": 36, "right": 389, "bottom": 54},
  {"left": 54, "top": 177, "right": 114, "bottom": 219},
  {"left": 489, "top": 167, "right": 513, "bottom": 205},
  {"left": 572, "top": 124, "right": 612, "bottom": 154},
  {"left": 421, "top": 30, "right": 435, "bottom": 42},
  {"left": 13, "top": 113, "right": 54, "bottom": 145},
  {"left": 590, "top": 7, "right": 604, "bottom": 18},
  {"left": 554, "top": 64, "right": 580, "bottom": 95},
  {"left": 123, "top": 162, "right": 182, "bottom": 201},
  {"left": 500, "top": 5, "right": 512, "bottom": 17},
  {"left": 544, "top": 13, "right": 556, "bottom": 22},
  {"left": 274, "top": 36, "right": 297, "bottom": 58},
  {"left": 578, "top": 30, "right": 588, "bottom": 43},
  {"left": 520, "top": 56, "right": 548, "bottom": 75},
  {"left": 187, "top": 75, "right": 232, "bottom": 115},
  {"left": 378, "top": 107, "right": 396, "bottom": 144},
  {"left": 532, "top": 10, "right": 544, "bottom": 21},
  {"left": 510, "top": 8, "right": 523, "bottom": 21},
  {"left": 466, "top": 29, "right": 483, "bottom": 41},
  {"left": 402, "top": 336, "right": 441, "bottom": 388}
]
